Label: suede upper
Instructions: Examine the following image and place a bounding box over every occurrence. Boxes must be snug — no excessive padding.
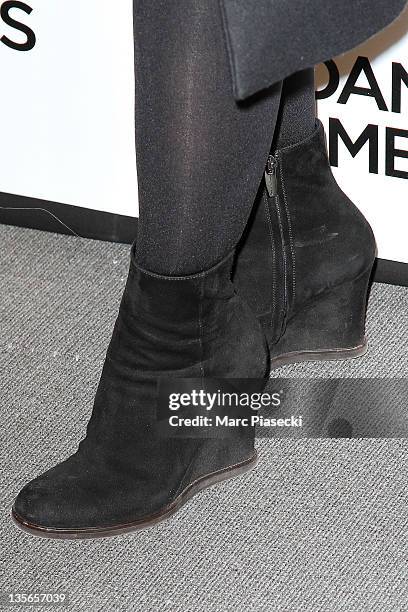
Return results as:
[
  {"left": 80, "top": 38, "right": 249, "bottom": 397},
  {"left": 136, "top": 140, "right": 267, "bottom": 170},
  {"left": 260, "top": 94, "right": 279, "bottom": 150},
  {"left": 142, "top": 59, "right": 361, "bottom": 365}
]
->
[
  {"left": 233, "top": 120, "right": 376, "bottom": 354},
  {"left": 13, "top": 251, "right": 268, "bottom": 530}
]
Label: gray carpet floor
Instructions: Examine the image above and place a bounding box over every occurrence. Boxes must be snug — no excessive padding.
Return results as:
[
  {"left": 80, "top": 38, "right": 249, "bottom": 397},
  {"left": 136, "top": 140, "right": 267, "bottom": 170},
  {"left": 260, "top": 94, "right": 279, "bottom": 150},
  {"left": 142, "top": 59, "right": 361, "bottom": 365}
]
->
[{"left": 0, "top": 225, "right": 407, "bottom": 611}]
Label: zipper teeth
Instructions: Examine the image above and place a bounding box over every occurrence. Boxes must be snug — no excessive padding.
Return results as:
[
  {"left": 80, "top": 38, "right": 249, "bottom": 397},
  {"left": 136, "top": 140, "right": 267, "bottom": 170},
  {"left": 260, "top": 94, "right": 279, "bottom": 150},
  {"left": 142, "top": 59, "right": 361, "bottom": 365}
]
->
[
  {"left": 266, "top": 154, "right": 277, "bottom": 174},
  {"left": 268, "top": 152, "right": 288, "bottom": 337},
  {"left": 265, "top": 153, "right": 279, "bottom": 197}
]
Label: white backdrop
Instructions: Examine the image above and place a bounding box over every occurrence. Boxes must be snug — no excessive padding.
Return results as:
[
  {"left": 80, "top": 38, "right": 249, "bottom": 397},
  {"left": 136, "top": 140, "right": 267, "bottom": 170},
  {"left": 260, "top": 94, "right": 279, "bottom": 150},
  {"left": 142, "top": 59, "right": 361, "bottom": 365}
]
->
[
  {"left": 0, "top": 0, "right": 138, "bottom": 216},
  {"left": 317, "top": 10, "right": 408, "bottom": 264},
  {"left": 0, "top": 1, "right": 407, "bottom": 262}
]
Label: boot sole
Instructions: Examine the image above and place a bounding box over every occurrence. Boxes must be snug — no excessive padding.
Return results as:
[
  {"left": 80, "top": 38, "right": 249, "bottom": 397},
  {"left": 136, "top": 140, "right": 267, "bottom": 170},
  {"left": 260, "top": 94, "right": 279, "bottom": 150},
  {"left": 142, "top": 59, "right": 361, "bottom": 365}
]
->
[
  {"left": 269, "top": 339, "right": 368, "bottom": 370},
  {"left": 11, "top": 452, "right": 258, "bottom": 540}
]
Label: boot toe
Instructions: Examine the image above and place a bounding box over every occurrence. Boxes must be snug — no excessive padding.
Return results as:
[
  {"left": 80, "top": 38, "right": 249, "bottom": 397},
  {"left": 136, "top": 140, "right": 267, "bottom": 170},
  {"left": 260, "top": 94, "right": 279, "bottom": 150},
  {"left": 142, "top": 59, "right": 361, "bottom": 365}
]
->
[
  {"left": 12, "top": 456, "right": 100, "bottom": 531},
  {"left": 12, "top": 456, "right": 167, "bottom": 532},
  {"left": 13, "top": 464, "right": 82, "bottom": 530},
  {"left": 13, "top": 479, "right": 54, "bottom": 528}
]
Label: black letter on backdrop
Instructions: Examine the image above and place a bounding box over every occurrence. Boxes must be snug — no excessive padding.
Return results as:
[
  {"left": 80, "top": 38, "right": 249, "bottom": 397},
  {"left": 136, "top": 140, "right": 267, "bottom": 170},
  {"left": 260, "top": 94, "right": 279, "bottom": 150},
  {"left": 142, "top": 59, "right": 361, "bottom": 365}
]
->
[
  {"left": 1, "top": 1, "right": 36, "bottom": 52},
  {"left": 316, "top": 60, "right": 340, "bottom": 100},
  {"left": 329, "top": 118, "right": 379, "bottom": 174},
  {"left": 392, "top": 63, "right": 408, "bottom": 114},
  {"left": 338, "top": 56, "right": 388, "bottom": 111},
  {"left": 386, "top": 128, "right": 408, "bottom": 179}
]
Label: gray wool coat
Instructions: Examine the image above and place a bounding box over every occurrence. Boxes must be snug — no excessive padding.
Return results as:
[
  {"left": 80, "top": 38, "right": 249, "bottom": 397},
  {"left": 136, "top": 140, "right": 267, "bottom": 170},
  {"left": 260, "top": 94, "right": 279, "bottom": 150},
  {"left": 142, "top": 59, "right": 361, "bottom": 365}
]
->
[{"left": 219, "top": 0, "right": 407, "bottom": 99}]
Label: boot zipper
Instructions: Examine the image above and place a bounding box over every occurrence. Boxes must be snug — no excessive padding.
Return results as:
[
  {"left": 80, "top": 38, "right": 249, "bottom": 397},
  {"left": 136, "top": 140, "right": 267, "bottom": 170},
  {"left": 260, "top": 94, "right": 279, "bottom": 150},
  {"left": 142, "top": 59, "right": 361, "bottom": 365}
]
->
[
  {"left": 265, "top": 153, "right": 287, "bottom": 337},
  {"left": 265, "top": 154, "right": 278, "bottom": 197}
]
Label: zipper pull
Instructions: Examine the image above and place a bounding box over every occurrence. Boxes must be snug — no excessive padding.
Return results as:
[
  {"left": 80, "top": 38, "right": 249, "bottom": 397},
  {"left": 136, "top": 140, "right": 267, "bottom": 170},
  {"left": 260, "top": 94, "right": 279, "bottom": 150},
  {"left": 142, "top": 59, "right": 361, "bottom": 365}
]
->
[{"left": 265, "top": 154, "right": 278, "bottom": 197}]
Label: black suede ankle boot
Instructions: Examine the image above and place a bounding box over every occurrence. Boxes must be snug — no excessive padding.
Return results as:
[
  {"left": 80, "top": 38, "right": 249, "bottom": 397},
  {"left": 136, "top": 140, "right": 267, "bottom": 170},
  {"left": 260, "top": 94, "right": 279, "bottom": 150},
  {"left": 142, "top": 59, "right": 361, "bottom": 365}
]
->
[
  {"left": 233, "top": 120, "right": 377, "bottom": 368},
  {"left": 12, "top": 248, "right": 268, "bottom": 539}
]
